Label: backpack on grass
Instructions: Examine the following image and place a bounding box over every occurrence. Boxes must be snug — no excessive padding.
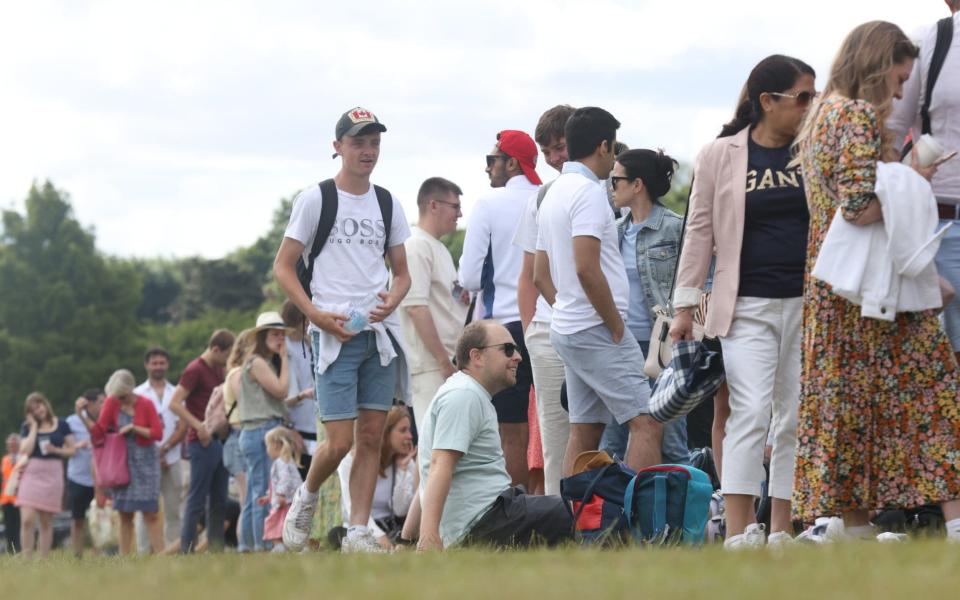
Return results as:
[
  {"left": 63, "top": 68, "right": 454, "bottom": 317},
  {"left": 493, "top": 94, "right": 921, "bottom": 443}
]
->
[{"left": 623, "top": 464, "right": 713, "bottom": 545}]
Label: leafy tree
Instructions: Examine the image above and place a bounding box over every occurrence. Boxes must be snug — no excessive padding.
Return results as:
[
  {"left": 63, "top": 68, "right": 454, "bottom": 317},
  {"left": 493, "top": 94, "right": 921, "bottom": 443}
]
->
[{"left": 0, "top": 181, "right": 142, "bottom": 434}]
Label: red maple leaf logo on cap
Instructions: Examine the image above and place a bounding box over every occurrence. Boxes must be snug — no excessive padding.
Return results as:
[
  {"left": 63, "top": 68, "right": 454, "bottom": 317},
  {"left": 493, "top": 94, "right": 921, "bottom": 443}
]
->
[{"left": 349, "top": 109, "right": 374, "bottom": 123}]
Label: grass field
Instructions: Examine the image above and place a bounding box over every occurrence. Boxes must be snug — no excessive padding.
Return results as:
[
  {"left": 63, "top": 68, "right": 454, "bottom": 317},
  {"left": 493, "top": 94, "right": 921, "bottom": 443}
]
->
[{"left": 2, "top": 542, "right": 959, "bottom": 599}]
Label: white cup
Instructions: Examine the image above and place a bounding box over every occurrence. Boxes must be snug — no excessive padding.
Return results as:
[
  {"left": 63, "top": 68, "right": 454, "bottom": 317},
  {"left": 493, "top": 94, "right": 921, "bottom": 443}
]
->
[
  {"left": 902, "top": 134, "right": 945, "bottom": 168},
  {"left": 39, "top": 439, "right": 51, "bottom": 455}
]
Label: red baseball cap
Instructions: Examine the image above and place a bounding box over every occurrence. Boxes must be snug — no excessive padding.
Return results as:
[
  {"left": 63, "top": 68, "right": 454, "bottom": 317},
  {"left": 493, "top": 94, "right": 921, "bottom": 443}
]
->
[{"left": 496, "top": 130, "right": 542, "bottom": 185}]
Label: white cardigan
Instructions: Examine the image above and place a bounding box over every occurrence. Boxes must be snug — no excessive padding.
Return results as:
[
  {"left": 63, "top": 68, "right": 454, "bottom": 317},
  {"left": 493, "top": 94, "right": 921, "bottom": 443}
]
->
[{"left": 812, "top": 162, "right": 950, "bottom": 320}]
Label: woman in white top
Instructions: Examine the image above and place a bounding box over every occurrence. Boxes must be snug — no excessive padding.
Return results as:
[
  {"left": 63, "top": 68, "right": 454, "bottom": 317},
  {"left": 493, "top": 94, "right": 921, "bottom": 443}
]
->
[{"left": 337, "top": 406, "right": 417, "bottom": 549}]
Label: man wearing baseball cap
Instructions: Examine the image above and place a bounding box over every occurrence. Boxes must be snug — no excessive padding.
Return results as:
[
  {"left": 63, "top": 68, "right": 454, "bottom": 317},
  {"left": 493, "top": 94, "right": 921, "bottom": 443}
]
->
[
  {"left": 273, "top": 106, "right": 412, "bottom": 553},
  {"left": 457, "top": 130, "right": 541, "bottom": 488}
]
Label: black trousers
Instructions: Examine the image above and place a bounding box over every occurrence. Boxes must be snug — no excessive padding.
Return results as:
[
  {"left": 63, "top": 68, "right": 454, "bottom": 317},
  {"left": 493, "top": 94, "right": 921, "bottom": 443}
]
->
[
  {"left": 462, "top": 487, "right": 572, "bottom": 548},
  {"left": 2, "top": 503, "right": 20, "bottom": 553}
]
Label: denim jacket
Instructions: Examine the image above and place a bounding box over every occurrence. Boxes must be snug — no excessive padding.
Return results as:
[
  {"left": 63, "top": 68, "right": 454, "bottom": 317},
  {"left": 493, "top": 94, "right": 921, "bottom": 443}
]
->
[{"left": 616, "top": 203, "right": 684, "bottom": 322}]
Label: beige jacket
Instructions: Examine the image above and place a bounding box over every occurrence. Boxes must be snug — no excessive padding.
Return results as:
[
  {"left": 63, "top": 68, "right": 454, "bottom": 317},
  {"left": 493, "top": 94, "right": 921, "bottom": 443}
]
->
[{"left": 673, "top": 127, "right": 750, "bottom": 338}]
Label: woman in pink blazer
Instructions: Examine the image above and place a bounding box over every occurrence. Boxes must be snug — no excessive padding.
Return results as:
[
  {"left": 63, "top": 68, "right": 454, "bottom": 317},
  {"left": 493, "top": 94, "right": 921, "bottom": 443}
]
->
[{"left": 670, "top": 55, "right": 816, "bottom": 549}]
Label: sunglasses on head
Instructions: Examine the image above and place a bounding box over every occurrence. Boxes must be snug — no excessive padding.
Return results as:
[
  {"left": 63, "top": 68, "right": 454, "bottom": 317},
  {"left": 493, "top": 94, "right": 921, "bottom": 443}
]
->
[
  {"left": 768, "top": 90, "right": 816, "bottom": 107},
  {"left": 486, "top": 154, "right": 507, "bottom": 168},
  {"left": 480, "top": 342, "right": 519, "bottom": 357}
]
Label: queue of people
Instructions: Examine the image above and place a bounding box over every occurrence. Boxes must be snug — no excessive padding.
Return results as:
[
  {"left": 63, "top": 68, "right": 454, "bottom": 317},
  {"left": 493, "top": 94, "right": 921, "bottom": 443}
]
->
[{"left": 5, "top": 10, "right": 960, "bottom": 557}]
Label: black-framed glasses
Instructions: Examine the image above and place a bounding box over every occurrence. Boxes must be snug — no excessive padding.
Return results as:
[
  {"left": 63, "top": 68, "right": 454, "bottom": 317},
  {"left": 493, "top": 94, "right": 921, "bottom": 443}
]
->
[
  {"left": 480, "top": 342, "right": 518, "bottom": 357},
  {"left": 609, "top": 175, "right": 635, "bottom": 188},
  {"left": 769, "top": 91, "right": 816, "bottom": 108},
  {"left": 434, "top": 199, "right": 462, "bottom": 211},
  {"left": 486, "top": 154, "right": 507, "bottom": 168}
]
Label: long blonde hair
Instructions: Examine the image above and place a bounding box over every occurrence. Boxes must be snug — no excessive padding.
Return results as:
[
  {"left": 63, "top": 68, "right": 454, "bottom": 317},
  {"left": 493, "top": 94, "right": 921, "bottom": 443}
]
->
[
  {"left": 795, "top": 21, "right": 918, "bottom": 160},
  {"left": 265, "top": 426, "right": 301, "bottom": 467}
]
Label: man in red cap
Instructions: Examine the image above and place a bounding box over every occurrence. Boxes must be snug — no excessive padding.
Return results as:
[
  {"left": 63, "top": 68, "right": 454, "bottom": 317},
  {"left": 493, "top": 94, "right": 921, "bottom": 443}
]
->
[{"left": 458, "top": 130, "right": 541, "bottom": 488}]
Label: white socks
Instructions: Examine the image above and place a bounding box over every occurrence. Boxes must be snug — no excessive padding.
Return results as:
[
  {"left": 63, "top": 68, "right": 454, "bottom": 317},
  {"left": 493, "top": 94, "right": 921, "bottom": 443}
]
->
[
  {"left": 945, "top": 517, "right": 960, "bottom": 542},
  {"left": 347, "top": 525, "right": 369, "bottom": 538},
  {"left": 300, "top": 484, "right": 318, "bottom": 503}
]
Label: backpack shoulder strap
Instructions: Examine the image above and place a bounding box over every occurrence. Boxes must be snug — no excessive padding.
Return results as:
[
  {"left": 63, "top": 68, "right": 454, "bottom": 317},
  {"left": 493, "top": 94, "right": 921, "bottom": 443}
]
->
[
  {"left": 373, "top": 185, "right": 393, "bottom": 256},
  {"left": 922, "top": 16, "right": 954, "bottom": 135},
  {"left": 535, "top": 180, "right": 554, "bottom": 210},
  {"left": 305, "top": 178, "right": 338, "bottom": 273}
]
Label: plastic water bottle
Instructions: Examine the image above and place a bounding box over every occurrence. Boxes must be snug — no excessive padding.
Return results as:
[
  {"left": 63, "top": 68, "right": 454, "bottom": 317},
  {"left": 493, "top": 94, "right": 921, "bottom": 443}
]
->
[{"left": 343, "top": 295, "right": 379, "bottom": 334}]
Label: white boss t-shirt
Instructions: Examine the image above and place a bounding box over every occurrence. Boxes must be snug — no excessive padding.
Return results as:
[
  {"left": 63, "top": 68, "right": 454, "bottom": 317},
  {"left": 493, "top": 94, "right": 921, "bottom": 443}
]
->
[
  {"left": 285, "top": 182, "right": 411, "bottom": 324},
  {"left": 536, "top": 164, "right": 629, "bottom": 336}
]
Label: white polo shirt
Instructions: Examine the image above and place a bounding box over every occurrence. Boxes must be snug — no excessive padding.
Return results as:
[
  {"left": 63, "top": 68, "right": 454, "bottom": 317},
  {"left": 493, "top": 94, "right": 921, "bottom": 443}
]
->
[{"left": 536, "top": 162, "right": 629, "bottom": 336}]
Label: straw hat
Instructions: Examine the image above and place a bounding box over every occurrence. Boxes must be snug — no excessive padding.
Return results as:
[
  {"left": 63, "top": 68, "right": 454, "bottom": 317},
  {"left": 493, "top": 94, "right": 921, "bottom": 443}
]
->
[{"left": 253, "top": 311, "right": 288, "bottom": 333}]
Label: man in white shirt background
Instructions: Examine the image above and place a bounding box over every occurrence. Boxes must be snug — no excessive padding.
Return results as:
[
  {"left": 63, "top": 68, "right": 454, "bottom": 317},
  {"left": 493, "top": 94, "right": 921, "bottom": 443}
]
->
[
  {"left": 515, "top": 105, "right": 576, "bottom": 496},
  {"left": 134, "top": 347, "right": 187, "bottom": 550},
  {"left": 534, "top": 107, "right": 663, "bottom": 474},
  {"left": 458, "top": 130, "right": 541, "bottom": 487},
  {"left": 890, "top": 1, "right": 960, "bottom": 361},
  {"left": 399, "top": 177, "right": 470, "bottom": 429}
]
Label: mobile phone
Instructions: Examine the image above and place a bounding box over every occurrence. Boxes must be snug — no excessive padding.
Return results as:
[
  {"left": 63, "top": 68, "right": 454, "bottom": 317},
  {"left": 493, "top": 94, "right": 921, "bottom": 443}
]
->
[{"left": 935, "top": 150, "right": 959, "bottom": 167}]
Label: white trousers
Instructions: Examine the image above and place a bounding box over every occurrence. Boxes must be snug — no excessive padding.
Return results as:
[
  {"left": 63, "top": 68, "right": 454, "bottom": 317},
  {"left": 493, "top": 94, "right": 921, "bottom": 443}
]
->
[
  {"left": 411, "top": 369, "right": 447, "bottom": 433},
  {"left": 720, "top": 297, "right": 801, "bottom": 500},
  {"left": 525, "top": 321, "right": 569, "bottom": 496}
]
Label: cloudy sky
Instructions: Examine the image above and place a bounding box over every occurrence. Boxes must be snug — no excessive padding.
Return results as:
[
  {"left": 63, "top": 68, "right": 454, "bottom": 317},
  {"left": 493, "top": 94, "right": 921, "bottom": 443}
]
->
[{"left": 0, "top": 0, "right": 949, "bottom": 258}]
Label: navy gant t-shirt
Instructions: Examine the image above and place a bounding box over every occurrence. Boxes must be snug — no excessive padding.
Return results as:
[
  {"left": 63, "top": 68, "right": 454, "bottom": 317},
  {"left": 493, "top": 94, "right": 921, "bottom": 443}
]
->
[{"left": 738, "top": 137, "right": 810, "bottom": 298}]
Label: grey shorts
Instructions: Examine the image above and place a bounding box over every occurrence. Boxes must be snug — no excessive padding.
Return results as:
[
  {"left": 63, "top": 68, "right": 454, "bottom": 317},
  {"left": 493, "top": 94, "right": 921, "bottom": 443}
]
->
[{"left": 550, "top": 323, "right": 649, "bottom": 425}]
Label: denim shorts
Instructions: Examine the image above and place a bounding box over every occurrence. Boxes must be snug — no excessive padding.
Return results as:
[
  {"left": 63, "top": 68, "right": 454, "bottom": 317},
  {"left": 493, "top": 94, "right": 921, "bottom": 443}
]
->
[
  {"left": 550, "top": 323, "right": 649, "bottom": 425},
  {"left": 221, "top": 428, "right": 246, "bottom": 477},
  {"left": 312, "top": 330, "right": 397, "bottom": 422}
]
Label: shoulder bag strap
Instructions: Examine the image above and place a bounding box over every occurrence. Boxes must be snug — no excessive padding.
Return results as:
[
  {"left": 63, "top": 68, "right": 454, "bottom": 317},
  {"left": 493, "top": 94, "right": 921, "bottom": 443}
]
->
[
  {"left": 304, "top": 179, "right": 339, "bottom": 283},
  {"left": 922, "top": 16, "right": 954, "bottom": 135},
  {"left": 373, "top": 185, "right": 393, "bottom": 256}
]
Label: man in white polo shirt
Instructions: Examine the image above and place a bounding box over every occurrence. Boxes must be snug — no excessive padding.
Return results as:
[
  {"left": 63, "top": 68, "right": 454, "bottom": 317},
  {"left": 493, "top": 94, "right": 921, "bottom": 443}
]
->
[
  {"left": 534, "top": 107, "right": 663, "bottom": 475},
  {"left": 400, "top": 177, "right": 469, "bottom": 428},
  {"left": 134, "top": 347, "right": 186, "bottom": 549},
  {"left": 514, "top": 104, "right": 576, "bottom": 496},
  {"left": 458, "top": 130, "right": 541, "bottom": 487}
]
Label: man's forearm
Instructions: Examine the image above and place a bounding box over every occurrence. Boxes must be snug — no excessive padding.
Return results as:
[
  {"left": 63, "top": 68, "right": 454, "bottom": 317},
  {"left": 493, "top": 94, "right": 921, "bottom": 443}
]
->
[
  {"left": 407, "top": 306, "right": 453, "bottom": 366},
  {"left": 578, "top": 269, "right": 621, "bottom": 333},
  {"left": 420, "top": 453, "right": 458, "bottom": 540},
  {"left": 533, "top": 251, "right": 557, "bottom": 306},
  {"left": 517, "top": 252, "right": 538, "bottom": 330}
]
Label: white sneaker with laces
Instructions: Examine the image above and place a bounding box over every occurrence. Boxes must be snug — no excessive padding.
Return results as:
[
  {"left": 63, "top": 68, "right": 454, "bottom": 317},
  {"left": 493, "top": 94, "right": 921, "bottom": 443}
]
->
[
  {"left": 766, "top": 531, "right": 795, "bottom": 548},
  {"left": 341, "top": 529, "right": 386, "bottom": 554},
  {"left": 723, "top": 523, "right": 766, "bottom": 550},
  {"left": 282, "top": 485, "right": 317, "bottom": 552}
]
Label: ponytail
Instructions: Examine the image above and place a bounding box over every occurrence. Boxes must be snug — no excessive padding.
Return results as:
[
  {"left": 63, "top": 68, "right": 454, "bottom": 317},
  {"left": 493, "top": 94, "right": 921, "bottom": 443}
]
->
[
  {"left": 718, "top": 54, "right": 816, "bottom": 138},
  {"left": 616, "top": 149, "right": 678, "bottom": 201}
]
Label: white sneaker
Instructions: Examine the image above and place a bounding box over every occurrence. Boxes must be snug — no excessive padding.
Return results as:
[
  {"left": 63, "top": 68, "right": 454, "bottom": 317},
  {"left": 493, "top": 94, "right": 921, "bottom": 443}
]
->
[
  {"left": 876, "top": 532, "right": 908, "bottom": 543},
  {"left": 270, "top": 543, "right": 287, "bottom": 553},
  {"left": 282, "top": 485, "right": 317, "bottom": 552},
  {"left": 796, "top": 516, "right": 844, "bottom": 544},
  {"left": 341, "top": 529, "right": 386, "bottom": 554},
  {"left": 724, "top": 523, "right": 766, "bottom": 550},
  {"left": 766, "top": 531, "right": 795, "bottom": 548}
]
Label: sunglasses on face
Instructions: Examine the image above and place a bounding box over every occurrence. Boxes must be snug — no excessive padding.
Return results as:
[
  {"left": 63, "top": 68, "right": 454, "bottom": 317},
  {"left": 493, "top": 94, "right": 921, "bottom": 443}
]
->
[
  {"left": 609, "top": 175, "right": 635, "bottom": 188},
  {"left": 768, "top": 90, "right": 816, "bottom": 108},
  {"left": 486, "top": 154, "right": 507, "bottom": 168},
  {"left": 480, "top": 342, "right": 519, "bottom": 357}
]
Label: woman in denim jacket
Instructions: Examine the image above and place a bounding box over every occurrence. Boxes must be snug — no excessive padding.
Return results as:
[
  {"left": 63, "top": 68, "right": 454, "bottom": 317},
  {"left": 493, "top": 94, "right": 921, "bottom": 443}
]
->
[{"left": 599, "top": 149, "right": 689, "bottom": 464}]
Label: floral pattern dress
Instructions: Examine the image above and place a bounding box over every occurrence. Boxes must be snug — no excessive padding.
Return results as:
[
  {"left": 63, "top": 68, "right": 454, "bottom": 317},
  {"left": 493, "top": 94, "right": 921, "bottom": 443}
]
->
[{"left": 793, "top": 96, "right": 960, "bottom": 522}]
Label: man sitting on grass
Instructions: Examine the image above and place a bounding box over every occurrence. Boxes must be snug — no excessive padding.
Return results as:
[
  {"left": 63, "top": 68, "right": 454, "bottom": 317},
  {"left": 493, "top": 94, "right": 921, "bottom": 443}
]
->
[{"left": 417, "top": 320, "right": 572, "bottom": 551}]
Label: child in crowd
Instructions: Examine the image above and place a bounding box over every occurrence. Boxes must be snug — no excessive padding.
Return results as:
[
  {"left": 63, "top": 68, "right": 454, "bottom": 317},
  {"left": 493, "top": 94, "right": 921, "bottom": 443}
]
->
[{"left": 260, "top": 426, "right": 302, "bottom": 552}]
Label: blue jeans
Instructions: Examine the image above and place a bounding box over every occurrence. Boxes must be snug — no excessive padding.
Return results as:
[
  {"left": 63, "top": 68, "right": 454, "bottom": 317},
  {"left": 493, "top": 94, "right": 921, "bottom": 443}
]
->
[
  {"left": 239, "top": 418, "right": 282, "bottom": 551},
  {"left": 936, "top": 218, "right": 960, "bottom": 350},
  {"left": 599, "top": 340, "right": 690, "bottom": 464},
  {"left": 180, "top": 439, "right": 229, "bottom": 552}
]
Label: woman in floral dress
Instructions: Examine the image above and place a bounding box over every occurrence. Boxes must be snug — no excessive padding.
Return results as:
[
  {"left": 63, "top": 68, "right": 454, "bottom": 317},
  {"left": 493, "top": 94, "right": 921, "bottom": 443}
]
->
[{"left": 793, "top": 20, "right": 960, "bottom": 539}]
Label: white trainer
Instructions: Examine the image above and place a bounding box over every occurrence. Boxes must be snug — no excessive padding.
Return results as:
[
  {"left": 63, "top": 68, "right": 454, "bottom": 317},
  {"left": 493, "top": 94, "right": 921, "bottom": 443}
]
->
[
  {"left": 766, "top": 531, "right": 795, "bottom": 548},
  {"left": 723, "top": 523, "right": 766, "bottom": 550},
  {"left": 341, "top": 529, "right": 386, "bottom": 554},
  {"left": 282, "top": 485, "right": 317, "bottom": 552}
]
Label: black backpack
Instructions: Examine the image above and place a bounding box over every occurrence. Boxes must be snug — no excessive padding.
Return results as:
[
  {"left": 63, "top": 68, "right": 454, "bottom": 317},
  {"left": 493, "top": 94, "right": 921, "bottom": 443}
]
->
[{"left": 294, "top": 178, "right": 393, "bottom": 297}]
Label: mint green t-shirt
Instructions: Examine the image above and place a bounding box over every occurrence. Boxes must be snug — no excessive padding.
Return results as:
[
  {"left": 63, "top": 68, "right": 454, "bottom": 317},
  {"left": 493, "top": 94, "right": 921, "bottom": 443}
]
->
[{"left": 418, "top": 371, "right": 511, "bottom": 547}]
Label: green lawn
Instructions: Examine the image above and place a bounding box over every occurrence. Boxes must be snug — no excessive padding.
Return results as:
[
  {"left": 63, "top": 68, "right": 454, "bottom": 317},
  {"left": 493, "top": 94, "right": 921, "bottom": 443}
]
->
[{"left": 1, "top": 542, "right": 958, "bottom": 599}]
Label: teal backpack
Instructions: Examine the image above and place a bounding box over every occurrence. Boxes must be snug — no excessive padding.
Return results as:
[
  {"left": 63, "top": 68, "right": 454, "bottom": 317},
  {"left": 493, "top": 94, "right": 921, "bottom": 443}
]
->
[{"left": 623, "top": 464, "right": 713, "bottom": 545}]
